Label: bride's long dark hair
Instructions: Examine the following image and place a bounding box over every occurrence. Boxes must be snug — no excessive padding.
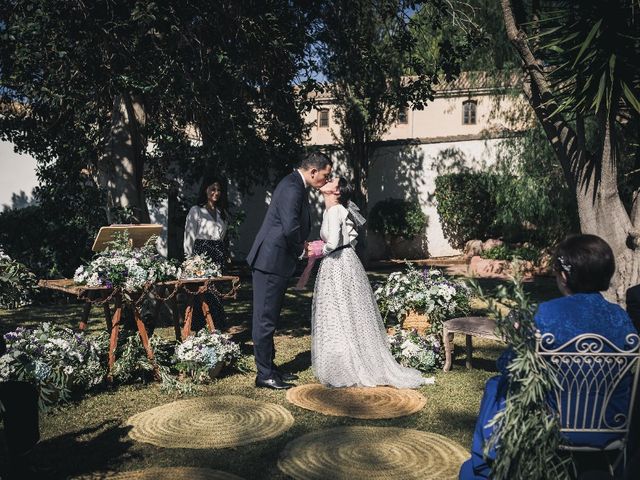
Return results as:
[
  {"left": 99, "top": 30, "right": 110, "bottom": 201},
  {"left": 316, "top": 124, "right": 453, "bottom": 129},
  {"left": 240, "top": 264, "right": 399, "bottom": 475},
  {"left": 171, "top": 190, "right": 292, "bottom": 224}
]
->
[{"left": 336, "top": 177, "right": 354, "bottom": 207}]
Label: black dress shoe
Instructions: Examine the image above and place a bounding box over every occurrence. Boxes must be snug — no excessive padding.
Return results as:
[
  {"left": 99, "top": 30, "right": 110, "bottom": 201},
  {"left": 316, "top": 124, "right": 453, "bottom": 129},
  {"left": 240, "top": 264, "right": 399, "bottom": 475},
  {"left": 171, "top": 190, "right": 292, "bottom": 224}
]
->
[
  {"left": 255, "top": 377, "right": 294, "bottom": 390},
  {"left": 276, "top": 370, "right": 299, "bottom": 382}
]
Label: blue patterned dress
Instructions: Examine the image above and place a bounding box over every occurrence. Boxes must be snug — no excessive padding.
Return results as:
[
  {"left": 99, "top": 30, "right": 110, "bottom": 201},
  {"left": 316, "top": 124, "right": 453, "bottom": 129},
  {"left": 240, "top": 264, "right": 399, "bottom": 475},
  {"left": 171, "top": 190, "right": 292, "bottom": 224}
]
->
[{"left": 459, "top": 293, "right": 637, "bottom": 480}]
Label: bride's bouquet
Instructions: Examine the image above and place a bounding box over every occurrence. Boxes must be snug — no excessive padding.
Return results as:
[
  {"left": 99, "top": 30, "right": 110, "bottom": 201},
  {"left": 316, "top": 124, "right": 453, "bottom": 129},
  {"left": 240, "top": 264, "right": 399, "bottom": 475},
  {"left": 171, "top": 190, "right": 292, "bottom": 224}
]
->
[{"left": 295, "top": 240, "right": 325, "bottom": 290}]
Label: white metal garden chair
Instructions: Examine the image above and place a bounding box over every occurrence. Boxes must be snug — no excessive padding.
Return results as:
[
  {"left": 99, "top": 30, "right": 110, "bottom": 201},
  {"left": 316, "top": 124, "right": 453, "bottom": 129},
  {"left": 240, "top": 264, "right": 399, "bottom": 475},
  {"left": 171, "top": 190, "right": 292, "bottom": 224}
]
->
[{"left": 536, "top": 331, "right": 640, "bottom": 473}]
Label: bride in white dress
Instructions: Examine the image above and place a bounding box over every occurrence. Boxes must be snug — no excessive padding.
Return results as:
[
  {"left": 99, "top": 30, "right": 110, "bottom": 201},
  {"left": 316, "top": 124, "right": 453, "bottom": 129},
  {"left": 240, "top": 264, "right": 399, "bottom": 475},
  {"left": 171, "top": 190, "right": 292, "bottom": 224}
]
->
[{"left": 311, "top": 177, "right": 431, "bottom": 388}]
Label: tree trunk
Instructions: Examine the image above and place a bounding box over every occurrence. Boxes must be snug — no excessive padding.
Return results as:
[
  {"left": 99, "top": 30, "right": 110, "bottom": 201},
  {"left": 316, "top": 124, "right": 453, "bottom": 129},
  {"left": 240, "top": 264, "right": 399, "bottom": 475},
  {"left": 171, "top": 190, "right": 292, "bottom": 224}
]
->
[
  {"left": 94, "top": 94, "right": 150, "bottom": 224},
  {"left": 349, "top": 130, "right": 371, "bottom": 265},
  {"left": 501, "top": 0, "right": 640, "bottom": 304}
]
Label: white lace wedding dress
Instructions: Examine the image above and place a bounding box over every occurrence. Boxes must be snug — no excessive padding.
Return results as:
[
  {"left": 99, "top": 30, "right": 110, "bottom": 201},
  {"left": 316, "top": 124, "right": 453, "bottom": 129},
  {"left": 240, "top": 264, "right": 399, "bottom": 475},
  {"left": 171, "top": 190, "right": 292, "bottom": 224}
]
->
[{"left": 311, "top": 204, "right": 430, "bottom": 388}]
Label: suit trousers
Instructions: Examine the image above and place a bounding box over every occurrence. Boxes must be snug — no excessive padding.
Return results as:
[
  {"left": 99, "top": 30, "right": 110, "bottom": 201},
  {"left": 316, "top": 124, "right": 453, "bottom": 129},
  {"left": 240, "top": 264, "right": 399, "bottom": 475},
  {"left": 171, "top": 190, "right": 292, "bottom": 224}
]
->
[
  {"left": 252, "top": 268, "right": 289, "bottom": 380},
  {"left": 0, "top": 380, "right": 40, "bottom": 459}
]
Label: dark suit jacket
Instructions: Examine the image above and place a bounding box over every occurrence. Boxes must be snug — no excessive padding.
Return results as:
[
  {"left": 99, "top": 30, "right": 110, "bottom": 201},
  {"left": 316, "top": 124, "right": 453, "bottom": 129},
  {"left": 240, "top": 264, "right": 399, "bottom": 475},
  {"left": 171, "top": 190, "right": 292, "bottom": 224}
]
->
[
  {"left": 246, "top": 171, "right": 310, "bottom": 277},
  {"left": 627, "top": 284, "right": 640, "bottom": 331}
]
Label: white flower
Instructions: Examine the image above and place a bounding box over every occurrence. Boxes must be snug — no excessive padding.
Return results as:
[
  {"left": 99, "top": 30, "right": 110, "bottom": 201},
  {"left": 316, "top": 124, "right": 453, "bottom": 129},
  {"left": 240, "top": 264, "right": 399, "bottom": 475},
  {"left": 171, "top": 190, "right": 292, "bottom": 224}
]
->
[{"left": 400, "top": 340, "right": 421, "bottom": 357}]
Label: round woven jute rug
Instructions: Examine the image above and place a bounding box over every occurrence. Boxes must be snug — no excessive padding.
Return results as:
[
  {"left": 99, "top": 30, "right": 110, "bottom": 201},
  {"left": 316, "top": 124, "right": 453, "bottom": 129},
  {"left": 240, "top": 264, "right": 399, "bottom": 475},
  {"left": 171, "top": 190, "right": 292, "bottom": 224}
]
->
[
  {"left": 278, "top": 426, "right": 469, "bottom": 480},
  {"left": 72, "top": 467, "right": 245, "bottom": 480},
  {"left": 285, "top": 384, "right": 426, "bottom": 419},
  {"left": 127, "top": 395, "right": 294, "bottom": 449}
]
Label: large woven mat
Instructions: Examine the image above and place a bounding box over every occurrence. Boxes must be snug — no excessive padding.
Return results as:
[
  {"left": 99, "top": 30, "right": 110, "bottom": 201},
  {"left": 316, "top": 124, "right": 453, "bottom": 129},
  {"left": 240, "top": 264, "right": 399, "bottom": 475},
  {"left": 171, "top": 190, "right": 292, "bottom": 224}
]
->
[
  {"left": 127, "top": 395, "right": 294, "bottom": 449},
  {"left": 286, "top": 384, "right": 426, "bottom": 419},
  {"left": 278, "top": 426, "right": 469, "bottom": 480},
  {"left": 72, "top": 467, "right": 244, "bottom": 480}
]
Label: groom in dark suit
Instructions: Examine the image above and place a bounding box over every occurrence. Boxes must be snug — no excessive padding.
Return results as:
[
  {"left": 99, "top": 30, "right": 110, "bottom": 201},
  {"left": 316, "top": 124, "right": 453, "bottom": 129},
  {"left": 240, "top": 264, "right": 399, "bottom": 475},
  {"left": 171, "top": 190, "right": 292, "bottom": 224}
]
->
[{"left": 247, "top": 152, "right": 332, "bottom": 389}]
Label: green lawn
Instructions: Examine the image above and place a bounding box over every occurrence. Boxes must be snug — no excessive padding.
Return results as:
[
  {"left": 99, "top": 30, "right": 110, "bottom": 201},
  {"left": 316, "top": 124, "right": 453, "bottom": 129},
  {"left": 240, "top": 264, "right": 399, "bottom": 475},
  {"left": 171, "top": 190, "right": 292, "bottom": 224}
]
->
[{"left": 0, "top": 267, "right": 558, "bottom": 480}]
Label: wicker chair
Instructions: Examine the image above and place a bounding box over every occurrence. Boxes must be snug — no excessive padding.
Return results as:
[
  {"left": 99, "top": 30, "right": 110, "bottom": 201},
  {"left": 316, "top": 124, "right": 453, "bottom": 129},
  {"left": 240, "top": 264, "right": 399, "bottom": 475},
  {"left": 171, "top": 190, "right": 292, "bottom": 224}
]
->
[{"left": 536, "top": 331, "right": 640, "bottom": 473}]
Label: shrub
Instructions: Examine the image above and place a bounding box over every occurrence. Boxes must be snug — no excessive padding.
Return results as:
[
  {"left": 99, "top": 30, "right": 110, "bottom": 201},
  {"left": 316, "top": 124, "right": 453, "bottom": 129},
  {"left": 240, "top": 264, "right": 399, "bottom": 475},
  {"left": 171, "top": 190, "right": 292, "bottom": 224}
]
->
[
  {"left": 368, "top": 198, "right": 427, "bottom": 240},
  {"left": 481, "top": 244, "right": 542, "bottom": 264},
  {"left": 0, "top": 204, "right": 105, "bottom": 279},
  {"left": 0, "top": 248, "right": 37, "bottom": 308},
  {"left": 434, "top": 173, "right": 497, "bottom": 249}
]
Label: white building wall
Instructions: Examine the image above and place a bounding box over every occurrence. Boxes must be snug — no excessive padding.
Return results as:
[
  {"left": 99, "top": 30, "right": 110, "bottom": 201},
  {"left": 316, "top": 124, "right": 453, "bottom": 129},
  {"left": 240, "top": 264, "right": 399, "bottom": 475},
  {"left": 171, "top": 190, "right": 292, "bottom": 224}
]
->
[
  {"left": 1, "top": 125, "right": 508, "bottom": 261},
  {"left": 0, "top": 140, "right": 39, "bottom": 210},
  {"left": 231, "top": 137, "right": 502, "bottom": 260}
]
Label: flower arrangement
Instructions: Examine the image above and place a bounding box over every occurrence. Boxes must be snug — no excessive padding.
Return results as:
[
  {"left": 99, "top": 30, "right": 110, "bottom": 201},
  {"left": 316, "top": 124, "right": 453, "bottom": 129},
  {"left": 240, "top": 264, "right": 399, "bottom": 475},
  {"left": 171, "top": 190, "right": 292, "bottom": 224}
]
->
[
  {"left": 0, "top": 248, "right": 37, "bottom": 309},
  {"left": 180, "top": 253, "right": 222, "bottom": 279},
  {"left": 388, "top": 326, "right": 443, "bottom": 372},
  {"left": 374, "top": 263, "right": 470, "bottom": 332},
  {"left": 175, "top": 329, "right": 241, "bottom": 382},
  {"left": 0, "top": 323, "right": 104, "bottom": 408},
  {"left": 73, "top": 232, "right": 180, "bottom": 293}
]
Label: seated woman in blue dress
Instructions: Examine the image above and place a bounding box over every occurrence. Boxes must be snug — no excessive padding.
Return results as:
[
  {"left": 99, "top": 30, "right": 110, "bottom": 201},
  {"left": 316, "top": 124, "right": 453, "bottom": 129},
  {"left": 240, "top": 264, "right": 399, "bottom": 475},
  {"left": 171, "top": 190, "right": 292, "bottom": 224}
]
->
[{"left": 459, "top": 234, "right": 638, "bottom": 479}]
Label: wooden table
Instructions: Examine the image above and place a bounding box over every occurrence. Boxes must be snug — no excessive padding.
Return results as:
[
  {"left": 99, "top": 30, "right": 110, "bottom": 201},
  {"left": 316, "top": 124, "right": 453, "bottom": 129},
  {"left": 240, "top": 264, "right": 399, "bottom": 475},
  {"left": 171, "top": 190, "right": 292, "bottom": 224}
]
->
[
  {"left": 39, "top": 279, "right": 160, "bottom": 381},
  {"left": 442, "top": 316, "right": 503, "bottom": 371},
  {"left": 39, "top": 276, "right": 241, "bottom": 381},
  {"left": 38, "top": 279, "right": 113, "bottom": 330},
  {"left": 154, "top": 276, "right": 241, "bottom": 340}
]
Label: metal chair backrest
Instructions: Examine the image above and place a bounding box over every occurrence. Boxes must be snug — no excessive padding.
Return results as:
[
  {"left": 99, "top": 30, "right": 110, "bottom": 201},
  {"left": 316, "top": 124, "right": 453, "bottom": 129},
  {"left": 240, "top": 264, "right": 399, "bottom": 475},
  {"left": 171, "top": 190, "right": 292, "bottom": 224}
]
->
[{"left": 536, "top": 332, "right": 640, "bottom": 439}]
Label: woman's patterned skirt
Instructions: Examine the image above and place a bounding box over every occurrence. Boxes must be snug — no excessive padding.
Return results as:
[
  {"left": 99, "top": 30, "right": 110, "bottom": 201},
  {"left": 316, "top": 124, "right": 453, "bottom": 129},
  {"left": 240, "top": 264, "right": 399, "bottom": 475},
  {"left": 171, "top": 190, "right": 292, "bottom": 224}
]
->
[{"left": 192, "top": 239, "right": 226, "bottom": 331}]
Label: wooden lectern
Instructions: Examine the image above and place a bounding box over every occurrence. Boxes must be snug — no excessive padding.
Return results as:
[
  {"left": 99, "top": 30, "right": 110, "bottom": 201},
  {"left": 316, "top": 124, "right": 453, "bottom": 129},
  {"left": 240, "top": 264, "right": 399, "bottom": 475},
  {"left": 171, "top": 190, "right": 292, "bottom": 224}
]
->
[{"left": 92, "top": 224, "right": 163, "bottom": 252}]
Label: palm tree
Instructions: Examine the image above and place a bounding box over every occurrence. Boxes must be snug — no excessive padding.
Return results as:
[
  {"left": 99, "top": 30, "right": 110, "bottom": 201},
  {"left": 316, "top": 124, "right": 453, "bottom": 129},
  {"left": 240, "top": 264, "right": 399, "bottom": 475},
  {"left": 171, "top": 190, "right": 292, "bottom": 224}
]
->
[{"left": 500, "top": 0, "right": 640, "bottom": 302}]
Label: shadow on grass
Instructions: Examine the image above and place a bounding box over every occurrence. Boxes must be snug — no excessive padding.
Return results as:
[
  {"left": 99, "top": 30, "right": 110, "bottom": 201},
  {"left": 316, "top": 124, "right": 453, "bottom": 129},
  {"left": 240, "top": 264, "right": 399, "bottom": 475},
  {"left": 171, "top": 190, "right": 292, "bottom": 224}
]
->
[
  {"left": 17, "top": 420, "right": 135, "bottom": 480},
  {"left": 279, "top": 350, "right": 311, "bottom": 374}
]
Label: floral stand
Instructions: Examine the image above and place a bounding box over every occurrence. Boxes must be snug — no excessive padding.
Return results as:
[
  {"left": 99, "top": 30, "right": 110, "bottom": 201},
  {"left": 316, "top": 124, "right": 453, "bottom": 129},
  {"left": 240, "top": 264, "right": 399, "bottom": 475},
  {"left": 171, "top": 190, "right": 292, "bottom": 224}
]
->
[
  {"left": 401, "top": 310, "right": 431, "bottom": 334},
  {"left": 38, "top": 276, "right": 240, "bottom": 381}
]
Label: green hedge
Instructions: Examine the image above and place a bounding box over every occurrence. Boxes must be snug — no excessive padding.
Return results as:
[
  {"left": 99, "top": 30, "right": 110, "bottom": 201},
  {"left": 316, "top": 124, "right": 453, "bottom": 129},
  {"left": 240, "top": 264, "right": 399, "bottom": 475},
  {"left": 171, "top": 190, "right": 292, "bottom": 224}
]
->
[
  {"left": 0, "top": 204, "right": 104, "bottom": 278},
  {"left": 368, "top": 198, "right": 427, "bottom": 240},
  {"left": 434, "top": 173, "right": 497, "bottom": 249}
]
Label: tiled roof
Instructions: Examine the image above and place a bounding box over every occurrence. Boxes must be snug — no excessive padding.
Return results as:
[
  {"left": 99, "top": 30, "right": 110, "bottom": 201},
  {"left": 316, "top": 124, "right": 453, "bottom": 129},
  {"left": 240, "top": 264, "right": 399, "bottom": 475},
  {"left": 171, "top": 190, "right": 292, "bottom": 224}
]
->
[
  {"left": 432, "top": 70, "right": 521, "bottom": 92},
  {"left": 306, "top": 70, "right": 521, "bottom": 100}
]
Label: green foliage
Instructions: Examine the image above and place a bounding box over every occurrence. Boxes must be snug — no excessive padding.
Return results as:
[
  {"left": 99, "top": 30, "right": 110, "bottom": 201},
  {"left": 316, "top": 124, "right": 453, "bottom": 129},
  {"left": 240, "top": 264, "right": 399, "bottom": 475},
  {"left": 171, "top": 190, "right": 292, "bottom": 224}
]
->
[
  {"left": 0, "top": 248, "right": 37, "bottom": 309},
  {"left": 481, "top": 244, "right": 541, "bottom": 264},
  {"left": 488, "top": 122, "right": 580, "bottom": 246},
  {"left": 0, "top": 0, "right": 313, "bottom": 221},
  {"left": 435, "top": 126, "right": 579, "bottom": 249},
  {"left": 537, "top": 1, "right": 640, "bottom": 119},
  {"left": 95, "top": 330, "right": 175, "bottom": 384},
  {"left": 368, "top": 198, "right": 427, "bottom": 240},
  {"left": 0, "top": 201, "right": 105, "bottom": 278},
  {"left": 434, "top": 172, "right": 497, "bottom": 249},
  {"left": 314, "top": 0, "right": 483, "bottom": 211},
  {"left": 470, "top": 273, "right": 573, "bottom": 479}
]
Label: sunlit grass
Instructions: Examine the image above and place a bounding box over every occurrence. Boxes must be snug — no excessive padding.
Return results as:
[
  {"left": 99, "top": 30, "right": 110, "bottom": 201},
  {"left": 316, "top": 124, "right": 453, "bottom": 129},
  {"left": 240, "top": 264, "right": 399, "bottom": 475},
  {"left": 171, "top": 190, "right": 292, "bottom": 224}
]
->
[{"left": 0, "top": 267, "right": 557, "bottom": 479}]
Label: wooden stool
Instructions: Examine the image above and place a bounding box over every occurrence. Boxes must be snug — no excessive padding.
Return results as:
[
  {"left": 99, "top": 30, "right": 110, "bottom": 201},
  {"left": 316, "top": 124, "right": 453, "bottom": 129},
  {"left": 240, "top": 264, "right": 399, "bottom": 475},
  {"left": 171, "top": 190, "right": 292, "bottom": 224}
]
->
[{"left": 442, "top": 316, "right": 502, "bottom": 371}]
